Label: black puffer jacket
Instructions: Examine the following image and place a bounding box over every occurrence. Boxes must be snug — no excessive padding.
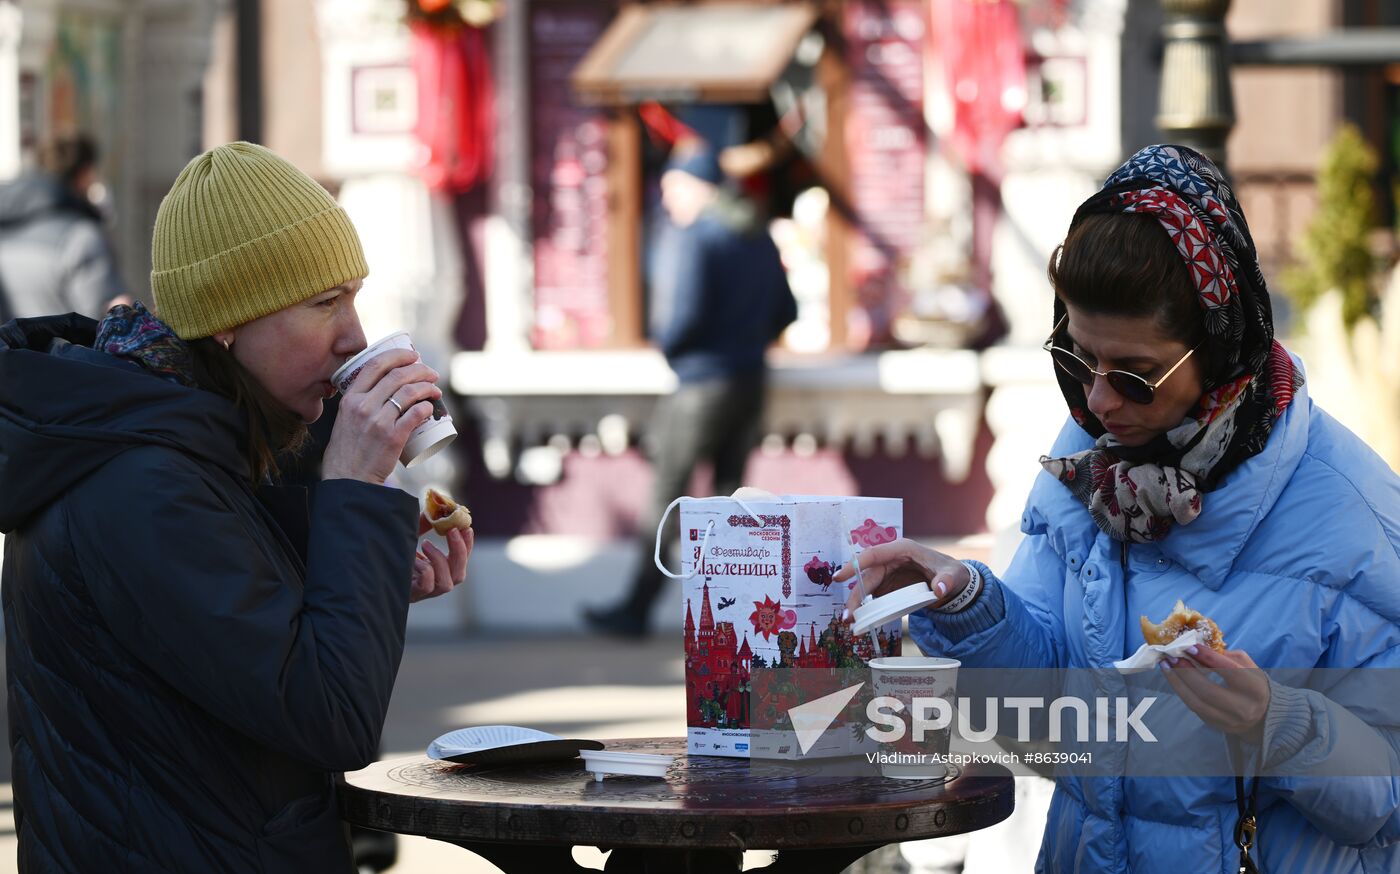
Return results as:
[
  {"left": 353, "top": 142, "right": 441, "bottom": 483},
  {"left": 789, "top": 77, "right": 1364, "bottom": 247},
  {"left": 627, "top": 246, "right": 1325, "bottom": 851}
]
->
[{"left": 0, "top": 315, "right": 418, "bottom": 872}]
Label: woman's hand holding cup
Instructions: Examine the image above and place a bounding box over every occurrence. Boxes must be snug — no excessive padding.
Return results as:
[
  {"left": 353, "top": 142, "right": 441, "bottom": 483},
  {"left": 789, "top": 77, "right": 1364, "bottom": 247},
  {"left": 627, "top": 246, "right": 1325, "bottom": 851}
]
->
[
  {"left": 322, "top": 348, "right": 442, "bottom": 484},
  {"left": 835, "top": 538, "right": 972, "bottom": 619}
]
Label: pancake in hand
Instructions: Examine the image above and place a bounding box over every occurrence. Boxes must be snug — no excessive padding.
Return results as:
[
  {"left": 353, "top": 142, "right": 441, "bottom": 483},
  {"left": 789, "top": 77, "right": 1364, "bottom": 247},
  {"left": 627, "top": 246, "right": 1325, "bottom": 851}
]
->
[
  {"left": 423, "top": 487, "right": 473, "bottom": 535},
  {"left": 1140, "top": 599, "right": 1226, "bottom": 652}
]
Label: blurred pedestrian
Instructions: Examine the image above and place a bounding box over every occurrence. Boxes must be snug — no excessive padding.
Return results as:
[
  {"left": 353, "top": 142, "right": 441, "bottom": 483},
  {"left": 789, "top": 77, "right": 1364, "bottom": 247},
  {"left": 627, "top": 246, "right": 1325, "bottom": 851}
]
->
[
  {"left": 0, "top": 133, "right": 130, "bottom": 320},
  {"left": 0, "top": 141, "right": 471, "bottom": 872},
  {"left": 585, "top": 143, "right": 796, "bottom": 638}
]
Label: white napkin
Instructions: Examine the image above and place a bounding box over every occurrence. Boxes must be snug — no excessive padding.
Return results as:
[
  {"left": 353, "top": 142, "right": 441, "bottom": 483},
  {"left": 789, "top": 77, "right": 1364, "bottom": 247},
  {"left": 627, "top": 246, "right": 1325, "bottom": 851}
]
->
[{"left": 1113, "top": 628, "right": 1205, "bottom": 674}]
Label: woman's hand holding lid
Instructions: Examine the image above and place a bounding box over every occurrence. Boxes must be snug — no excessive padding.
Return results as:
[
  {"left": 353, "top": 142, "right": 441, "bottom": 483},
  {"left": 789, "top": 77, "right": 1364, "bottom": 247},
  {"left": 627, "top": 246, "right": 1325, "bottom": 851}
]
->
[
  {"left": 834, "top": 538, "right": 973, "bottom": 619},
  {"left": 321, "top": 348, "right": 442, "bottom": 485}
]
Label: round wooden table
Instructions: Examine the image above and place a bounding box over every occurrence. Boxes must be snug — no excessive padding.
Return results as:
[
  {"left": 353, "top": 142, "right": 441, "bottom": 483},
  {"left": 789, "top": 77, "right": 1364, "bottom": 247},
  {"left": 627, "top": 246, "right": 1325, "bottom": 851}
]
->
[{"left": 339, "top": 737, "right": 1015, "bottom": 873}]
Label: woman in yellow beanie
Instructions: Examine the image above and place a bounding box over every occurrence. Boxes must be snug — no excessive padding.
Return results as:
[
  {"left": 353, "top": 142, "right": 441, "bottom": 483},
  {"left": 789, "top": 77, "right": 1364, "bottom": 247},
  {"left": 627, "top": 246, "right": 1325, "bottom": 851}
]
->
[{"left": 0, "top": 142, "right": 470, "bottom": 872}]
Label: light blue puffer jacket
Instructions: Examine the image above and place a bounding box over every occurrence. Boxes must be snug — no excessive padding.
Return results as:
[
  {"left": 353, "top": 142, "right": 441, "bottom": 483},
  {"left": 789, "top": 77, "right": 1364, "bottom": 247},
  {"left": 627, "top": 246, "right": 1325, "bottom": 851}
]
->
[{"left": 911, "top": 371, "right": 1400, "bottom": 873}]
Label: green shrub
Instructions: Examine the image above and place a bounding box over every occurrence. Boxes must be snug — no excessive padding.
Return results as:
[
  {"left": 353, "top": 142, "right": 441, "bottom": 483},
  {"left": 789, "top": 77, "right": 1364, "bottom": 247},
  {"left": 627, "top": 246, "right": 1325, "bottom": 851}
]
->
[{"left": 1284, "top": 124, "right": 1378, "bottom": 330}]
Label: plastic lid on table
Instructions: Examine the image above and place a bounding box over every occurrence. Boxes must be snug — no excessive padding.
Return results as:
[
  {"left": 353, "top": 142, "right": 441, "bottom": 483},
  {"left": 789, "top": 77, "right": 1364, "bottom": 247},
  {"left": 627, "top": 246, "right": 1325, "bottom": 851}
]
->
[{"left": 580, "top": 749, "right": 673, "bottom": 781}]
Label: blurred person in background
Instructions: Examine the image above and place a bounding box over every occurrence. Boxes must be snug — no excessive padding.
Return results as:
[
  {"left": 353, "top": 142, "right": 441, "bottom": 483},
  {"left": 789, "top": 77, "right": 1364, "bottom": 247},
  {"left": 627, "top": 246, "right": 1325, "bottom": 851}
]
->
[
  {"left": 585, "top": 142, "right": 797, "bottom": 638},
  {"left": 0, "top": 133, "right": 130, "bottom": 321},
  {"left": 0, "top": 141, "right": 470, "bottom": 872}
]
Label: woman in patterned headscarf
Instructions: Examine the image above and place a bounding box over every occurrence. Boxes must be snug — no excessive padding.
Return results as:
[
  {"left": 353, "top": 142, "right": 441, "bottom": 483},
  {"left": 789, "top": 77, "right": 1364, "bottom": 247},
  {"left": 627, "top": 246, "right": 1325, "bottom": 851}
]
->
[{"left": 842, "top": 145, "right": 1400, "bottom": 873}]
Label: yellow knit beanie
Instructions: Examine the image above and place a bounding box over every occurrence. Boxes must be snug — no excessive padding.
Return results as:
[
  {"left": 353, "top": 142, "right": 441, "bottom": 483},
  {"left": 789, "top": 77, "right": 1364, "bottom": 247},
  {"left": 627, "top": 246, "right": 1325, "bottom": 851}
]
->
[{"left": 151, "top": 141, "right": 368, "bottom": 339}]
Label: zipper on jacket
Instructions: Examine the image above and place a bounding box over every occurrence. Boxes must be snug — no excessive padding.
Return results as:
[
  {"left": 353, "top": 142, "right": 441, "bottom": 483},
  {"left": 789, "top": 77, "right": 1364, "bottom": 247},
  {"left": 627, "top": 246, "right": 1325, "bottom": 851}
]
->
[{"left": 1121, "top": 541, "right": 1130, "bottom": 649}]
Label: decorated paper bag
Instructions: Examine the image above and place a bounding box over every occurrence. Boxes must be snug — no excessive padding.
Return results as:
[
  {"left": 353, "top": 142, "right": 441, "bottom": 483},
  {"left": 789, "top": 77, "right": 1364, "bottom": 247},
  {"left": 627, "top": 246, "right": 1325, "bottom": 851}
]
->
[{"left": 657, "top": 493, "right": 903, "bottom": 758}]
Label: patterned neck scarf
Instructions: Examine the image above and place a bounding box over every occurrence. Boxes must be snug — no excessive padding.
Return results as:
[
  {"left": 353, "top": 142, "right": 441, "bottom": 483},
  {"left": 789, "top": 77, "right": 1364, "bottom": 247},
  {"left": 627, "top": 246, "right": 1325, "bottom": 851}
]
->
[
  {"left": 1039, "top": 145, "right": 1303, "bottom": 543},
  {"left": 94, "top": 301, "right": 199, "bottom": 388}
]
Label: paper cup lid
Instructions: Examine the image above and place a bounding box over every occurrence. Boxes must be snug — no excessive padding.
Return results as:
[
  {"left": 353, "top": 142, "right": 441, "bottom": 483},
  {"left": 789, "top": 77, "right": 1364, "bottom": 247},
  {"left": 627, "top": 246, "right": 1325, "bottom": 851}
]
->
[
  {"left": 851, "top": 583, "right": 941, "bottom": 635},
  {"left": 869, "top": 655, "right": 959, "bottom": 671}
]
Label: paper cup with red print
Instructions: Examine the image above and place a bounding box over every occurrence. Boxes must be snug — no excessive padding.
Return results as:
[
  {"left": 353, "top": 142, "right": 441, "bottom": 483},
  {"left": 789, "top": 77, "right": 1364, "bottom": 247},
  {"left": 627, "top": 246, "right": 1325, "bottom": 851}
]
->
[
  {"left": 869, "top": 656, "right": 959, "bottom": 779},
  {"left": 331, "top": 332, "right": 456, "bottom": 468}
]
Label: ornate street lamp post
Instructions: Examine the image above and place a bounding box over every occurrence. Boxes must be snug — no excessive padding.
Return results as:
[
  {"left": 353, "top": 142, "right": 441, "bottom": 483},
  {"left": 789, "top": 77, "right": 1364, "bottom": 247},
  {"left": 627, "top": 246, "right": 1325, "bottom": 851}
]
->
[{"left": 1157, "top": 0, "right": 1235, "bottom": 169}]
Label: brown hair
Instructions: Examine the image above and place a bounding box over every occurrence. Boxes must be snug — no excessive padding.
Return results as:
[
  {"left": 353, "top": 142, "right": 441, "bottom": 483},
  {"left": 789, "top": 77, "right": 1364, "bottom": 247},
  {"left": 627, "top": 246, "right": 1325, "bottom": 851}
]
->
[
  {"left": 39, "top": 135, "right": 98, "bottom": 188},
  {"left": 188, "top": 339, "right": 310, "bottom": 483},
  {"left": 1047, "top": 212, "right": 1204, "bottom": 348}
]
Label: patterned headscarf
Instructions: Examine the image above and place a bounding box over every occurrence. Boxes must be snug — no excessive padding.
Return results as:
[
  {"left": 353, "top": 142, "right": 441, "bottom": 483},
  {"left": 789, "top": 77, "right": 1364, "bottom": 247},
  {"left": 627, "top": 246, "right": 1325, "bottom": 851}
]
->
[
  {"left": 1039, "top": 145, "right": 1304, "bottom": 543},
  {"left": 94, "top": 301, "right": 198, "bottom": 388}
]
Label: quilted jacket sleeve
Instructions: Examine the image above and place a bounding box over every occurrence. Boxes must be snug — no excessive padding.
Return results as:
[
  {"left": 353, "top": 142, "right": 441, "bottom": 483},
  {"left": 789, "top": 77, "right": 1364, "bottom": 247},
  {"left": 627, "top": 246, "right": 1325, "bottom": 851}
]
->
[
  {"left": 1238, "top": 430, "right": 1400, "bottom": 849},
  {"left": 1246, "top": 670, "right": 1400, "bottom": 848},
  {"left": 909, "top": 419, "right": 1085, "bottom": 671},
  {"left": 68, "top": 446, "right": 419, "bottom": 772},
  {"left": 1244, "top": 595, "right": 1400, "bottom": 847},
  {"left": 908, "top": 531, "right": 1070, "bottom": 671}
]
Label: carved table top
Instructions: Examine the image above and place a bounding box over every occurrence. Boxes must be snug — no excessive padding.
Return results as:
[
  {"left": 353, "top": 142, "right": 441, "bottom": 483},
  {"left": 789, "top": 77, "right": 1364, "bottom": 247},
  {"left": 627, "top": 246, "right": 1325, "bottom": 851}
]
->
[{"left": 339, "top": 737, "right": 1014, "bottom": 851}]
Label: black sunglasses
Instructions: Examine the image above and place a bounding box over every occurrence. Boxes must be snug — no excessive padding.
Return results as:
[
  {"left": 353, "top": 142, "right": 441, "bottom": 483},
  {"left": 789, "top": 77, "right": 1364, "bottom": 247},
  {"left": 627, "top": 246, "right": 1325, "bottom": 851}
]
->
[{"left": 1043, "top": 314, "right": 1200, "bottom": 405}]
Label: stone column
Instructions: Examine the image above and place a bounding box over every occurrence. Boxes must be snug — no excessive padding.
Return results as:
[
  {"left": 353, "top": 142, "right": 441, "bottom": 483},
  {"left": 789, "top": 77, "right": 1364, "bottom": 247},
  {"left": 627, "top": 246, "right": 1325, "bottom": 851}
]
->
[
  {"left": 484, "top": 0, "right": 533, "bottom": 353},
  {"left": 1156, "top": 0, "right": 1235, "bottom": 168},
  {"left": 0, "top": 2, "right": 20, "bottom": 179},
  {"left": 132, "top": 0, "right": 222, "bottom": 291}
]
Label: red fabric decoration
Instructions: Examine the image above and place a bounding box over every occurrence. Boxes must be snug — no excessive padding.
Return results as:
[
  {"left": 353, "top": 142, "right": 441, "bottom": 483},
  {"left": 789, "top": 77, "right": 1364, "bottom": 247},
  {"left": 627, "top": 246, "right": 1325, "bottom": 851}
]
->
[
  {"left": 930, "top": 0, "right": 1026, "bottom": 174},
  {"left": 410, "top": 21, "right": 495, "bottom": 193},
  {"left": 637, "top": 101, "right": 696, "bottom": 147}
]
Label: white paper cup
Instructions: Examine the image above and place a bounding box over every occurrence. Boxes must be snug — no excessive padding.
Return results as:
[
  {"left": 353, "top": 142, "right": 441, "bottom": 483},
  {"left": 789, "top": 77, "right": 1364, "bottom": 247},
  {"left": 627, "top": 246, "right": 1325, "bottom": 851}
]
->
[
  {"left": 869, "top": 656, "right": 960, "bottom": 779},
  {"left": 331, "top": 332, "right": 457, "bottom": 468},
  {"left": 400, "top": 416, "right": 456, "bottom": 467},
  {"left": 331, "top": 332, "right": 414, "bottom": 392}
]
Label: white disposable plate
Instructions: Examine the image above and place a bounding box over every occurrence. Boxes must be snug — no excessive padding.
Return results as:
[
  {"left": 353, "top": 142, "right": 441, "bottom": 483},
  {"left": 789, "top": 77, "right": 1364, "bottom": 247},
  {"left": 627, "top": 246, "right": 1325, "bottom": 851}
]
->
[
  {"left": 851, "top": 583, "right": 941, "bottom": 635},
  {"left": 579, "top": 749, "right": 673, "bottom": 782},
  {"left": 428, "top": 725, "right": 604, "bottom": 766}
]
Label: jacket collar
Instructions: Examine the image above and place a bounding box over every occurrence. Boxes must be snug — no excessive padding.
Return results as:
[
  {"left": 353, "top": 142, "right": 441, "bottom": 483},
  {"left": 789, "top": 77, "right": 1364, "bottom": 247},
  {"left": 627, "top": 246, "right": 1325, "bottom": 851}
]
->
[
  {"left": 0, "top": 314, "right": 250, "bottom": 532},
  {"left": 1028, "top": 357, "right": 1312, "bottom": 590},
  {"left": 1154, "top": 368, "right": 1310, "bottom": 589}
]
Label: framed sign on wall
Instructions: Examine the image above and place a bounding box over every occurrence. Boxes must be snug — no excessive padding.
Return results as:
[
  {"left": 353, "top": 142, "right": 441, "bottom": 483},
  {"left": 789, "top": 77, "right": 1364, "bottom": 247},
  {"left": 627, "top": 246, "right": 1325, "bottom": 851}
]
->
[{"left": 351, "top": 62, "right": 417, "bottom": 135}]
